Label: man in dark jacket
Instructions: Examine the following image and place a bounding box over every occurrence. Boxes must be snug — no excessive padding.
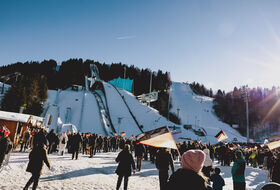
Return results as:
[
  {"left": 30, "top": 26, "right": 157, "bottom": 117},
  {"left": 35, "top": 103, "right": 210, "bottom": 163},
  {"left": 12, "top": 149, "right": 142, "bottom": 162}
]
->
[
  {"left": 115, "top": 144, "right": 136, "bottom": 190},
  {"left": 155, "top": 148, "right": 175, "bottom": 190},
  {"left": 134, "top": 142, "right": 145, "bottom": 171},
  {"left": 88, "top": 133, "right": 97, "bottom": 158},
  {"left": 24, "top": 143, "right": 50, "bottom": 190},
  {"left": 82, "top": 133, "right": 89, "bottom": 155},
  {"left": 72, "top": 132, "right": 82, "bottom": 160},
  {"left": 33, "top": 129, "right": 48, "bottom": 148},
  {"left": 0, "top": 131, "right": 11, "bottom": 168},
  {"left": 46, "top": 129, "right": 56, "bottom": 154}
]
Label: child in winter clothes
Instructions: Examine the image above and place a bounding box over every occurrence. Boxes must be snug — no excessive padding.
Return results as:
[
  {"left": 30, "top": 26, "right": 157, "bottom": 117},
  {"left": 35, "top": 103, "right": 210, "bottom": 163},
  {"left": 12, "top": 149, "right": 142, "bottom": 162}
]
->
[{"left": 210, "top": 167, "right": 225, "bottom": 190}]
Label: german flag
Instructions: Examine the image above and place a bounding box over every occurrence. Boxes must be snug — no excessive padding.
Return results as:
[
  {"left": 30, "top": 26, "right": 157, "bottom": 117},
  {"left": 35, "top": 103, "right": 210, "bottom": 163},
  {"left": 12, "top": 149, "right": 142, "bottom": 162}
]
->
[
  {"left": 136, "top": 126, "right": 177, "bottom": 149},
  {"left": 120, "top": 132, "right": 126, "bottom": 136},
  {"left": 215, "top": 130, "right": 228, "bottom": 142}
]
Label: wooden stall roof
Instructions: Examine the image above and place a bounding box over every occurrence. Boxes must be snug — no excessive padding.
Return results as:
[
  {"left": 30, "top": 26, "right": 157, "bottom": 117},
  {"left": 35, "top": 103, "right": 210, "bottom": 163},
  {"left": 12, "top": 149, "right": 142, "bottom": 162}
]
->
[{"left": 0, "top": 110, "right": 44, "bottom": 127}]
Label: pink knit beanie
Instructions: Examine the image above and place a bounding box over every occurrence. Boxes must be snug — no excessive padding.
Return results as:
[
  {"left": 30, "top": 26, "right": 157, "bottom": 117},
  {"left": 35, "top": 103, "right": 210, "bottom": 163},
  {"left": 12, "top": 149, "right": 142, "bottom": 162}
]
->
[{"left": 181, "top": 149, "right": 206, "bottom": 173}]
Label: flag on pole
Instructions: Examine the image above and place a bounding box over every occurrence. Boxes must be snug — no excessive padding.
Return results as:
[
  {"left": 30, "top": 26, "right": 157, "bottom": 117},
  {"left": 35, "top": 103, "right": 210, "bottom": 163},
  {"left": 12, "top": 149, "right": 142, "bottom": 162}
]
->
[
  {"left": 136, "top": 126, "right": 178, "bottom": 149},
  {"left": 120, "top": 132, "right": 126, "bottom": 136},
  {"left": 215, "top": 130, "right": 228, "bottom": 142},
  {"left": 267, "top": 140, "right": 280, "bottom": 150}
]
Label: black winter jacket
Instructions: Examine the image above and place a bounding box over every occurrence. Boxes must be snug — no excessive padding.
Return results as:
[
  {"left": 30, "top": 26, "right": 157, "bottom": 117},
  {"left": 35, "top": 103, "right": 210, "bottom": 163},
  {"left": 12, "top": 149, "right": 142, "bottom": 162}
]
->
[
  {"left": 155, "top": 150, "right": 174, "bottom": 172},
  {"left": 115, "top": 150, "right": 135, "bottom": 176},
  {"left": 166, "top": 168, "right": 210, "bottom": 190},
  {"left": 0, "top": 137, "right": 10, "bottom": 166},
  {"left": 26, "top": 146, "right": 50, "bottom": 175}
]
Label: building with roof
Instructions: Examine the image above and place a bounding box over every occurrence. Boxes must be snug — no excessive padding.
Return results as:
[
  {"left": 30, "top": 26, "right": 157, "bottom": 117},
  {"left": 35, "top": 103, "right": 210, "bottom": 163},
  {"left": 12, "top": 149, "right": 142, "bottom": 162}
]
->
[{"left": 0, "top": 110, "right": 44, "bottom": 144}]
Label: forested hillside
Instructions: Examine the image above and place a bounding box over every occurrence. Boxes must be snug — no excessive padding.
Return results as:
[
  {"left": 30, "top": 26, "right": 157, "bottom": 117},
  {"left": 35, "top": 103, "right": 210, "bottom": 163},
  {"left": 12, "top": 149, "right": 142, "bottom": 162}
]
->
[
  {"left": 213, "top": 86, "right": 280, "bottom": 137},
  {"left": 0, "top": 59, "right": 173, "bottom": 119}
]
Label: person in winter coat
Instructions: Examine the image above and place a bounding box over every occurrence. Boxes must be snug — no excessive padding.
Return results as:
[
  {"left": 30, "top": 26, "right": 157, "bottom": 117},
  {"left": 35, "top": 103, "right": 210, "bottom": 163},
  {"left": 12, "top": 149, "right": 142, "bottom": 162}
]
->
[
  {"left": 23, "top": 144, "right": 50, "bottom": 190},
  {"left": 115, "top": 144, "right": 136, "bottom": 190},
  {"left": 82, "top": 133, "right": 89, "bottom": 155},
  {"left": 210, "top": 167, "right": 225, "bottom": 190},
  {"left": 58, "top": 132, "right": 68, "bottom": 156},
  {"left": 155, "top": 148, "right": 175, "bottom": 190},
  {"left": 231, "top": 150, "right": 246, "bottom": 190},
  {"left": 134, "top": 142, "right": 145, "bottom": 171},
  {"left": 0, "top": 131, "right": 11, "bottom": 168},
  {"left": 202, "top": 148, "right": 213, "bottom": 179},
  {"left": 20, "top": 130, "right": 30, "bottom": 152},
  {"left": 272, "top": 153, "right": 280, "bottom": 184},
  {"left": 166, "top": 149, "right": 211, "bottom": 190},
  {"left": 88, "top": 134, "right": 97, "bottom": 158},
  {"left": 46, "top": 129, "right": 56, "bottom": 154},
  {"left": 33, "top": 129, "right": 47, "bottom": 148},
  {"left": 71, "top": 132, "right": 82, "bottom": 160},
  {"left": 250, "top": 149, "right": 258, "bottom": 168}
]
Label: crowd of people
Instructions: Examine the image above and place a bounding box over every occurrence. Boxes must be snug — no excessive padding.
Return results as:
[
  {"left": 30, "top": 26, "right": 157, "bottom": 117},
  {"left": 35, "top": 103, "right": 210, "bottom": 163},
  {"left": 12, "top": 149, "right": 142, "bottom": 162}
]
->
[{"left": 1, "top": 126, "right": 280, "bottom": 190}]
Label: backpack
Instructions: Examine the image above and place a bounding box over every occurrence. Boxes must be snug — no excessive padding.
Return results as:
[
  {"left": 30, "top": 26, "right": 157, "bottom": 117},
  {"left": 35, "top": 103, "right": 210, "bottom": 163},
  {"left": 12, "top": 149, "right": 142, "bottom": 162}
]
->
[{"left": 62, "top": 137, "right": 66, "bottom": 144}]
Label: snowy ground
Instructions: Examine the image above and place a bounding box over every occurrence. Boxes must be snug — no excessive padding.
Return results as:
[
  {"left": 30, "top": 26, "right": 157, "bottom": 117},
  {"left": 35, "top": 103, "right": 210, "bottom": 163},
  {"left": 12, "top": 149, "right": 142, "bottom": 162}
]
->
[{"left": 1, "top": 151, "right": 269, "bottom": 190}]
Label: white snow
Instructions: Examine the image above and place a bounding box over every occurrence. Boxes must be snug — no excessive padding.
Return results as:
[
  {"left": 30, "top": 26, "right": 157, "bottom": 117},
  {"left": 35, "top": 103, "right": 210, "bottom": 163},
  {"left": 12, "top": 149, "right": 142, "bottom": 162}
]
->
[
  {"left": 170, "top": 82, "right": 247, "bottom": 143},
  {"left": 0, "top": 151, "right": 269, "bottom": 190},
  {"left": 42, "top": 81, "right": 246, "bottom": 144}
]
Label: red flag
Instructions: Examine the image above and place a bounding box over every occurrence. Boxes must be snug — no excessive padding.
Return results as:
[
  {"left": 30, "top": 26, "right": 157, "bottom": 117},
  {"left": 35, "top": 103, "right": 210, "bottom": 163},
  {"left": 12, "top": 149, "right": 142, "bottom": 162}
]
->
[{"left": 136, "top": 126, "right": 177, "bottom": 149}]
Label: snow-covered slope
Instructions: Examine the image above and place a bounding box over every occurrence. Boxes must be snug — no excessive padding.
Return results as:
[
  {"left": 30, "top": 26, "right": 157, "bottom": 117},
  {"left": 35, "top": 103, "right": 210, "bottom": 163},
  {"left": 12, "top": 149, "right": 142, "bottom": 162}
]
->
[
  {"left": 44, "top": 89, "right": 104, "bottom": 135},
  {"left": 42, "top": 81, "right": 246, "bottom": 144},
  {"left": 170, "top": 82, "right": 246, "bottom": 143},
  {"left": 43, "top": 84, "right": 175, "bottom": 138}
]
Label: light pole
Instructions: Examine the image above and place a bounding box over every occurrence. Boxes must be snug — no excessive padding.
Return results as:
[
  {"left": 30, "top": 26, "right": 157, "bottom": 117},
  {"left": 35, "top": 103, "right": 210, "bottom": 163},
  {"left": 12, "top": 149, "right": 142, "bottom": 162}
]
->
[
  {"left": 118, "top": 117, "right": 123, "bottom": 135},
  {"left": 148, "top": 70, "right": 153, "bottom": 107},
  {"left": 124, "top": 66, "right": 126, "bottom": 79},
  {"left": 243, "top": 85, "right": 250, "bottom": 143},
  {"left": 122, "top": 67, "right": 126, "bottom": 89},
  {"left": 166, "top": 72, "right": 171, "bottom": 121},
  {"left": 177, "top": 108, "right": 180, "bottom": 118}
]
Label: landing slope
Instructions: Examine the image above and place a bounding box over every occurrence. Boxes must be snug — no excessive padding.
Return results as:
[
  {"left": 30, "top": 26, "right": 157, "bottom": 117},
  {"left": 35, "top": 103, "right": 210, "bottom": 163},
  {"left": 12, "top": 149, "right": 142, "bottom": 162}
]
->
[{"left": 170, "top": 82, "right": 246, "bottom": 143}]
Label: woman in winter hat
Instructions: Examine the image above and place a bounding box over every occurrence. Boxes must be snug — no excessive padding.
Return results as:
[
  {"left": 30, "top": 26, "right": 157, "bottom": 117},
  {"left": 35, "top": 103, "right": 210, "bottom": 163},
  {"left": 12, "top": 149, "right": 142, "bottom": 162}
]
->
[{"left": 166, "top": 149, "right": 211, "bottom": 190}]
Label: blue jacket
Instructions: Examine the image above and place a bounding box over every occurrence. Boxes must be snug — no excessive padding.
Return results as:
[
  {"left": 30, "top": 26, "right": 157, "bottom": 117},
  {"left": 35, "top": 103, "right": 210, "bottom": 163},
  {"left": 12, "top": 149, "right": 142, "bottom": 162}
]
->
[{"left": 210, "top": 173, "right": 225, "bottom": 190}]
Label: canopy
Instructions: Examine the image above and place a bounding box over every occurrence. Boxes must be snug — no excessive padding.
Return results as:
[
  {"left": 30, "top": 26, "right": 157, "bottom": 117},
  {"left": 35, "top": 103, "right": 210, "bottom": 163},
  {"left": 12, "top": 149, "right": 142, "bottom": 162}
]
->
[
  {"left": 61, "top": 124, "right": 78, "bottom": 134},
  {"left": 108, "top": 77, "right": 133, "bottom": 92}
]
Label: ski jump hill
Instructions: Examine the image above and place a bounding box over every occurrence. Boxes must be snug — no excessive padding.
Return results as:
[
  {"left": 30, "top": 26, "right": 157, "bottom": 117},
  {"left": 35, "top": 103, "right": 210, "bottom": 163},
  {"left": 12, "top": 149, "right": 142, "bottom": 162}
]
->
[
  {"left": 42, "top": 79, "right": 246, "bottom": 144},
  {"left": 169, "top": 82, "right": 246, "bottom": 143}
]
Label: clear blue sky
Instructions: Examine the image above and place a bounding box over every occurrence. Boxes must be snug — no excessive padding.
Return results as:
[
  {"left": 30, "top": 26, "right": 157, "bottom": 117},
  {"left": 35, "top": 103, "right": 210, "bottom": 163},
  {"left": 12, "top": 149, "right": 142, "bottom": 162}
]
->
[{"left": 1, "top": 0, "right": 280, "bottom": 92}]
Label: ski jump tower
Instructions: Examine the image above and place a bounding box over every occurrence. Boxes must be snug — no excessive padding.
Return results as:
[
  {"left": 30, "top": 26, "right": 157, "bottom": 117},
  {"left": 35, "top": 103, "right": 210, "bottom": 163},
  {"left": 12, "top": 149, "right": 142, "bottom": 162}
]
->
[{"left": 85, "top": 64, "right": 100, "bottom": 90}]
